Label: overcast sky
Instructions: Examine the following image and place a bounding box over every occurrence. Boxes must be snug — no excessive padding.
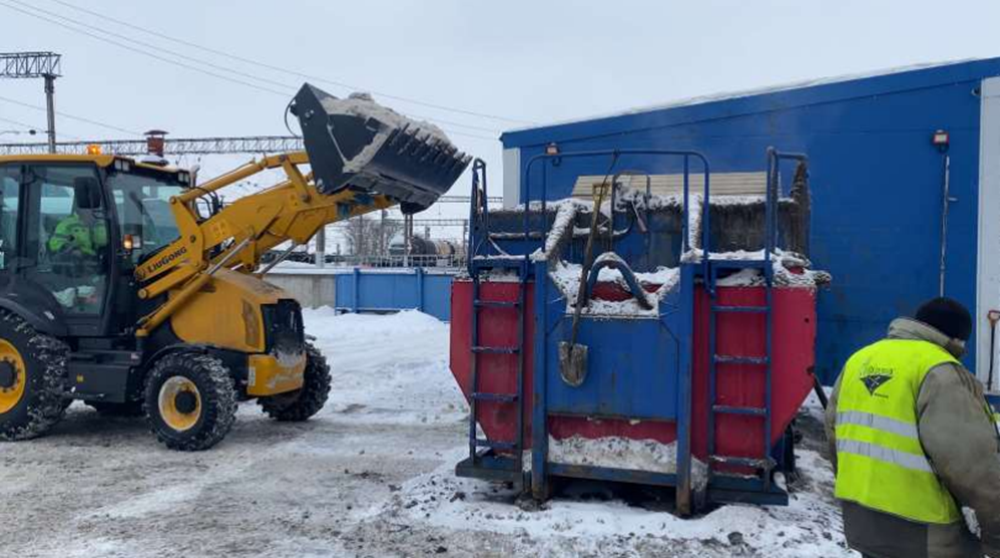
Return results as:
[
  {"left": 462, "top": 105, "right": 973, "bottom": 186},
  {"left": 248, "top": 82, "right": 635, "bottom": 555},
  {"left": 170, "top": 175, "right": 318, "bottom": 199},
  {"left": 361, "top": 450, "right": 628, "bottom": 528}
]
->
[{"left": 3, "top": 0, "right": 1000, "bottom": 242}]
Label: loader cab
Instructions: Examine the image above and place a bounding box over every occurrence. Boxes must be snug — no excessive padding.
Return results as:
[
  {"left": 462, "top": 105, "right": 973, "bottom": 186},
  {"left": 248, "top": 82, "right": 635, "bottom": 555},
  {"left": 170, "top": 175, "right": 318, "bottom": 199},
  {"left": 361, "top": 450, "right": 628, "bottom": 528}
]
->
[{"left": 0, "top": 155, "right": 187, "bottom": 339}]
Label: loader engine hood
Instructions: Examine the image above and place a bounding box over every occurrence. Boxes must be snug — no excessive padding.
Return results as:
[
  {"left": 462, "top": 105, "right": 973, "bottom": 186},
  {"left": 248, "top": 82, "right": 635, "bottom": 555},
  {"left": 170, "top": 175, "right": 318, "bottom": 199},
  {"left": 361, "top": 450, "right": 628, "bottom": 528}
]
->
[{"left": 291, "top": 83, "right": 471, "bottom": 214}]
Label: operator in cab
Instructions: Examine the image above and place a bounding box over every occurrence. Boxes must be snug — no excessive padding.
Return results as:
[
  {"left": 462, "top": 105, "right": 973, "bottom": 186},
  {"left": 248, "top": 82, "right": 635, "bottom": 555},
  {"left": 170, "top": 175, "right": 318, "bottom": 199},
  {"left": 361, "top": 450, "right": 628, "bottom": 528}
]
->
[
  {"left": 825, "top": 297, "right": 1000, "bottom": 558},
  {"left": 47, "top": 177, "right": 108, "bottom": 311}
]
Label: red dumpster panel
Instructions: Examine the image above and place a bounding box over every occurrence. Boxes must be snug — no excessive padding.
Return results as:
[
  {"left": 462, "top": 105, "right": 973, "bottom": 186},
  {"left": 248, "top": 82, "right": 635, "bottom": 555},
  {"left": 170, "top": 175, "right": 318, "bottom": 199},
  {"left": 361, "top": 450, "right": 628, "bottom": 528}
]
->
[{"left": 449, "top": 279, "right": 817, "bottom": 463}]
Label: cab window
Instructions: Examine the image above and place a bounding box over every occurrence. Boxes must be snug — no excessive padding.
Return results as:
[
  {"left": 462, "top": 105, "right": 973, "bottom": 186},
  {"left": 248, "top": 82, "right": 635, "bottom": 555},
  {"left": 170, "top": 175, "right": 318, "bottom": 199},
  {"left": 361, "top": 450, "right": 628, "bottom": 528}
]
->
[
  {"left": 24, "top": 165, "right": 109, "bottom": 315},
  {"left": 107, "top": 170, "right": 185, "bottom": 264},
  {"left": 0, "top": 166, "right": 19, "bottom": 271}
]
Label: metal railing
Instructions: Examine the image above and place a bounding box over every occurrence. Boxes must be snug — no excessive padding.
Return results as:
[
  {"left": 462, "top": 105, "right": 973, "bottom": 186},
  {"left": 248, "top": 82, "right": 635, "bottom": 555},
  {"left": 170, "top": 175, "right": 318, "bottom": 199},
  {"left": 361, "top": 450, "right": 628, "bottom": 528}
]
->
[{"left": 268, "top": 253, "right": 467, "bottom": 270}]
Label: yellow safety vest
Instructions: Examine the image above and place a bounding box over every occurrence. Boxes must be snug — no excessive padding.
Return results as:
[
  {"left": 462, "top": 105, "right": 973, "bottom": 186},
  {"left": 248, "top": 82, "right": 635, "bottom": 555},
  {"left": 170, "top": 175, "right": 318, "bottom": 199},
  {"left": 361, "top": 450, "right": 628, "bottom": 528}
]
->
[{"left": 834, "top": 339, "right": 961, "bottom": 524}]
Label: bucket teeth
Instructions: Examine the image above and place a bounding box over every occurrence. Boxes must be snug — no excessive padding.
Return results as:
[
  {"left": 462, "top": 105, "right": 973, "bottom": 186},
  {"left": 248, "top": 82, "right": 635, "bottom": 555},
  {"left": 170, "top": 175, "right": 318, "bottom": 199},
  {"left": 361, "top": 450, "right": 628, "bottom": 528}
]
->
[{"left": 291, "top": 83, "right": 471, "bottom": 213}]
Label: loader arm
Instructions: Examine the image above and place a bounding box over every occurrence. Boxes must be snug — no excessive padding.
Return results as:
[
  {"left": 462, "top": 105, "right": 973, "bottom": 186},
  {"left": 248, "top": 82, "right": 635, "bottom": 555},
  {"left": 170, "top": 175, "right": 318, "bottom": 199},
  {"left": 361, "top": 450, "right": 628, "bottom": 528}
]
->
[
  {"left": 133, "top": 151, "right": 394, "bottom": 336},
  {"left": 132, "top": 83, "right": 471, "bottom": 337}
]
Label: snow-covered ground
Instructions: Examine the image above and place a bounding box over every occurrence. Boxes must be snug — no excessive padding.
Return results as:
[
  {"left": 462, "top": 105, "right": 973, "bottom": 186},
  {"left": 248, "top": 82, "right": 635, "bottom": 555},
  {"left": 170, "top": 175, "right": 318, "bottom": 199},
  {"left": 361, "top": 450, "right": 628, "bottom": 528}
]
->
[{"left": 0, "top": 310, "right": 855, "bottom": 558}]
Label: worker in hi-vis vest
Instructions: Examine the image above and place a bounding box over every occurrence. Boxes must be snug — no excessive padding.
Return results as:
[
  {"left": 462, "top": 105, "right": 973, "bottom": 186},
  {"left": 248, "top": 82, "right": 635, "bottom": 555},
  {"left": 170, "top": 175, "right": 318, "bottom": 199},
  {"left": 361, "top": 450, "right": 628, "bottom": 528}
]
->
[{"left": 826, "top": 297, "right": 1000, "bottom": 558}]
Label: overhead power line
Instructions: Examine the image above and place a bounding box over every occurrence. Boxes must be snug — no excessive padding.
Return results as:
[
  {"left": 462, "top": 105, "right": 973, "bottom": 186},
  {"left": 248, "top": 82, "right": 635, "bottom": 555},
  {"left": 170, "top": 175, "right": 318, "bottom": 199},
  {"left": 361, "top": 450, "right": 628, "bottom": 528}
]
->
[
  {"left": 0, "top": 0, "right": 505, "bottom": 139},
  {"left": 0, "top": 1, "right": 504, "bottom": 141},
  {"left": 0, "top": 135, "right": 305, "bottom": 156},
  {"left": 43, "top": 0, "right": 533, "bottom": 127},
  {"left": 0, "top": 93, "right": 140, "bottom": 136},
  {"left": 0, "top": 0, "right": 290, "bottom": 98}
]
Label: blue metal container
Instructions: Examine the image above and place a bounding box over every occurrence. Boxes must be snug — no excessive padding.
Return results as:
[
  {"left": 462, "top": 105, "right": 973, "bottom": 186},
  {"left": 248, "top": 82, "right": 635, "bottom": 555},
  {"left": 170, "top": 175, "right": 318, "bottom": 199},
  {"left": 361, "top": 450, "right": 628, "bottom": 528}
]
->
[{"left": 500, "top": 59, "right": 1000, "bottom": 387}]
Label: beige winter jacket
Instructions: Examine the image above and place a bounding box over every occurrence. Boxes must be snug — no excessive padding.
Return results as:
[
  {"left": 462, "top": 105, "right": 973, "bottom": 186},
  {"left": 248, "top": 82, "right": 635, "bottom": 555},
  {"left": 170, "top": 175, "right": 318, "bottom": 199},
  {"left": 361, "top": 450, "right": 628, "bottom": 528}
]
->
[{"left": 825, "top": 318, "right": 1000, "bottom": 558}]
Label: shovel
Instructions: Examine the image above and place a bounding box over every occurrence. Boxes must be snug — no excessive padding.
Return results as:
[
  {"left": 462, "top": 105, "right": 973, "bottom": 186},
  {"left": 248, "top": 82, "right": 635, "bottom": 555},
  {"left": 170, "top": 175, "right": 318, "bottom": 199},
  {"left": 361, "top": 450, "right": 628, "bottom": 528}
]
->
[{"left": 559, "top": 171, "right": 616, "bottom": 386}]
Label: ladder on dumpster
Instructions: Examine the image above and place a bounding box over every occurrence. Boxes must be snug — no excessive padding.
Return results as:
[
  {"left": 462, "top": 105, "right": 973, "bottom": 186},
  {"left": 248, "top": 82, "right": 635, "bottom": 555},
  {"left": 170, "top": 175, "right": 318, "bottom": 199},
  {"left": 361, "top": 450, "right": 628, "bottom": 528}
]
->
[
  {"left": 705, "top": 148, "right": 807, "bottom": 503},
  {"left": 706, "top": 256, "right": 776, "bottom": 489},
  {"left": 456, "top": 159, "right": 529, "bottom": 486}
]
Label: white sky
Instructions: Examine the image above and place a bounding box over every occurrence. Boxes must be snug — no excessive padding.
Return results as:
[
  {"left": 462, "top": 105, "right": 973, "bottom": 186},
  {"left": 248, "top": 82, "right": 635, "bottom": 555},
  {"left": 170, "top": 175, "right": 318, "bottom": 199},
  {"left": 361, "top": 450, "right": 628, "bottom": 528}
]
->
[{"left": 2, "top": 0, "right": 1000, "bottom": 244}]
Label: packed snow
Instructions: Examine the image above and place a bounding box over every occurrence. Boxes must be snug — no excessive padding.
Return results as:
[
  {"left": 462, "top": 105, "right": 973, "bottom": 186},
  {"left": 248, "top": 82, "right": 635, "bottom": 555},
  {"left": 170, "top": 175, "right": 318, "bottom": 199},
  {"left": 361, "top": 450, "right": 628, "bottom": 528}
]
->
[
  {"left": 548, "top": 436, "right": 709, "bottom": 491},
  {"left": 548, "top": 258, "right": 680, "bottom": 318},
  {"left": 320, "top": 92, "right": 453, "bottom": 173},
  {"left": 0, "top": 310, "right": 853, "bottom": 557}
]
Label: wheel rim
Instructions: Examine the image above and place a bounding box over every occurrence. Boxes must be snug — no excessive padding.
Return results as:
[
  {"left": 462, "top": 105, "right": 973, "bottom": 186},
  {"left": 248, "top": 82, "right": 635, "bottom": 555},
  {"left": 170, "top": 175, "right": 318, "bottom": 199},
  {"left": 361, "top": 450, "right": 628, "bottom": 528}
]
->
[
  {"left": 0, "top": 339, "right": 26, "bottom": 415},
  {"left": 157, "top": 376, "right": 202, "bottom": 432}
]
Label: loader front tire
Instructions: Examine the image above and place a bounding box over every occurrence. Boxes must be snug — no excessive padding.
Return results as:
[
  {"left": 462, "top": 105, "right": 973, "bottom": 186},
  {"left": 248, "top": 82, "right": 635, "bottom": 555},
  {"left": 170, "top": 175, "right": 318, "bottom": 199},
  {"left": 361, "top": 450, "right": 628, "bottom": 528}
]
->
[
  {"left": 0, "top": 310, "right": 69, "bottom": 441},
  {"left": 258, "top": 343, "right": 330, "bottom": 422},
  {"left": 144, "top": 352, "right": 237, "bottom": 451}
]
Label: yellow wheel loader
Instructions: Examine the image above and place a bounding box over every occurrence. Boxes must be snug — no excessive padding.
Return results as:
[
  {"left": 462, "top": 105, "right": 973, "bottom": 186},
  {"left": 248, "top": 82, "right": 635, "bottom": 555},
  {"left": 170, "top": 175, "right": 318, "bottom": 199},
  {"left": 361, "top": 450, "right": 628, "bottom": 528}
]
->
[{"left": 0, "top": 84, "right": 470, "bottom": 450}]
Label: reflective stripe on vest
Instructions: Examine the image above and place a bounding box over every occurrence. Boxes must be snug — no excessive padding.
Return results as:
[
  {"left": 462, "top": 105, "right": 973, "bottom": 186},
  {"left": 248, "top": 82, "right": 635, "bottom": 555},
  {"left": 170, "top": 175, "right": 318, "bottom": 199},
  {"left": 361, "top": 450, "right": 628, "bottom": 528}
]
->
[{"left": 834, "top": 338, "right": 961, "bottom": 524}]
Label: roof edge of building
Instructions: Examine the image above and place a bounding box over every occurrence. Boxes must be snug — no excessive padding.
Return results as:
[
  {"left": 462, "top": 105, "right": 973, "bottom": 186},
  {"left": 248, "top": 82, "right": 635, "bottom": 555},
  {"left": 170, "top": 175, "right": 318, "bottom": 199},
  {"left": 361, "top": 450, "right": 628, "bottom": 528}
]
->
[{"left": 502, "top": 57, "right": 1000, "bottom": 148}]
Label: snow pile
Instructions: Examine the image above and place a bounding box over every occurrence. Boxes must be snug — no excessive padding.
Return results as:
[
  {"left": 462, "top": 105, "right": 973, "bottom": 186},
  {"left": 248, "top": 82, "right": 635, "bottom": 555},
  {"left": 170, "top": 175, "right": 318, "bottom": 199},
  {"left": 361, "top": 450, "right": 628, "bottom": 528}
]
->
[
  {"left": 530, "top": 192, "right": 709, "bottom": 263},
  {"left": 549, "top": 435, "right": 709, "bottom": 490},
  {"left": 548, "top": 257, "right": 680, "bottom": 317},
  {"left": 525, "top": 198, "right": 593, "bottom": 263},
  {"left": 320, "top": 92, "right": 452, "bottom": 173},
  {"left": 698, "top": 249, "right": 833, "bottom": 289},
  {"left": 364, "top": 444, "right": 852, "bottom": 558},
  {"left": 302, "top": 308, "right": 467, "bottom": 425}
]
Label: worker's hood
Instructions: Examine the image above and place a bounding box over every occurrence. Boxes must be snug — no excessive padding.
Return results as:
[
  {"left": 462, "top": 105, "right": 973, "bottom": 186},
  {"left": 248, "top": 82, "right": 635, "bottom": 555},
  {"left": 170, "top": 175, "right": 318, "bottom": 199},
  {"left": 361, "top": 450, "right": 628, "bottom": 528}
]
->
[{"left": 887, "top": 317, "right": 966, "bottom": 358}]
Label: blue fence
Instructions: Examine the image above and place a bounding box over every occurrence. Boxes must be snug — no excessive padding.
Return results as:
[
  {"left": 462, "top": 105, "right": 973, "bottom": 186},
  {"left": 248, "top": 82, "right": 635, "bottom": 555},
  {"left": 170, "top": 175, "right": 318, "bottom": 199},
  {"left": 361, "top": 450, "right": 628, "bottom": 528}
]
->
[{"left": 334, "top": 267, "right": 456, "bottom": 321}]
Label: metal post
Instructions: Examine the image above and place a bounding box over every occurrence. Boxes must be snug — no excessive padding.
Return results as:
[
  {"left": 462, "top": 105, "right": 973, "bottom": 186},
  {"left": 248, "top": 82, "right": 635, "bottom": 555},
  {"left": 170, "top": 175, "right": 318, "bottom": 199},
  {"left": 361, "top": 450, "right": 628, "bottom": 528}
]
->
[
  {"left": 43, "top": 74, "right": 56, "bottom": 154},
  {"left": 357, "top": 215, "right": 364, "bottom": 266},
  {"left": 939, "top": 154, "right": 952, "bottom": 297},
  {"left": 415, "top": 266, "right": 424, "bottom": 312},
  {"left": 404, "top": 214, "right": 413, "bottom": 267},
  {"left": 379, "top": 209, "right": 387, "bottom": 265},
  {"left": 315, "top": 226, "right": 326, "bottom": 268}
]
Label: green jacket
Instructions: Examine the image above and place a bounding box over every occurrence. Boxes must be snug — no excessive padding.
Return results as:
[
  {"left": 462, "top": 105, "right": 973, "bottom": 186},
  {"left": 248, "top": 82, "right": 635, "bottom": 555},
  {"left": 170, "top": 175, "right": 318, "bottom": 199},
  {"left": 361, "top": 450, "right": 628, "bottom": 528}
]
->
[
  {"left": 826, "top": 318, "right": 1000, "bottom": 558},
  {"left": 48, "top": 214, "right": 107, "bottom": 256}
]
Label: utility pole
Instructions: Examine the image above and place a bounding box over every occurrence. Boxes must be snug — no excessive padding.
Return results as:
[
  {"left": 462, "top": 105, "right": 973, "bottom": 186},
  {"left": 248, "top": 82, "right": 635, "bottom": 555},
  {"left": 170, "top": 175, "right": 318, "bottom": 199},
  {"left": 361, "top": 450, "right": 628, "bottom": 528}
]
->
[
  {"left": 0, "top": 52, "right": 62, "bottom": 153},
  {"left": 43, "top": 73, "right": 56, "bottom": 153}
]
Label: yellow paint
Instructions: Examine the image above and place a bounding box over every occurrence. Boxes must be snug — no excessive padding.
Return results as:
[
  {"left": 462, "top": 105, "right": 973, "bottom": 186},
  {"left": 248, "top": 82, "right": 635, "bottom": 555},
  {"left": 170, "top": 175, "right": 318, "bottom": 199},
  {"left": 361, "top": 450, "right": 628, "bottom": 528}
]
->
[
  {"left": 169, "top": 268, "right": 285, "bottom": 353},
  {"left": 157, "top": 376, "right": 202, "bottom": 432},
  {"left": 247, "top": 353, "right": 306, "bottom": 396},
  {"left": 0, "top": 153, "right": 116, "bottom": 167},
  {"left": 135, "top": 151, "right": 394, "bottom": 334},
  {"left": 0, "top": 340, "right": 25, "bottom": 414}
]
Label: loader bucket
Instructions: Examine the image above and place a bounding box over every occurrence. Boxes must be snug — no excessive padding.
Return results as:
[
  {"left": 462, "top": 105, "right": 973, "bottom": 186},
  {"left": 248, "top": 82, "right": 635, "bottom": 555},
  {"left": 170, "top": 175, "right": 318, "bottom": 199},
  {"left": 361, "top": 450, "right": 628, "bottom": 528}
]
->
[{"left": 291, "top": 83, "right": 472, "bottom": 213}]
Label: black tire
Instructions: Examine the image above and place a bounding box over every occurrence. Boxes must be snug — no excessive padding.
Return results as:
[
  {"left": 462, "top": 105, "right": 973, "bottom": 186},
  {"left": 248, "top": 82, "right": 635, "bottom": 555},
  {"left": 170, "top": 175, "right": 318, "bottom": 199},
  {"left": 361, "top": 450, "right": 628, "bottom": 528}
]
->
[
  {"left": 143, "top": 352, "right": 237, "bottom": 451},
  {"left": 0, "top": 310, "right": 70, "bottom": 441},
  {"left": 87, "top": 400, "right": 144, "bottom": 417},
  {"left": 258, "top": 343, "right": 331, "bottom": 421}
]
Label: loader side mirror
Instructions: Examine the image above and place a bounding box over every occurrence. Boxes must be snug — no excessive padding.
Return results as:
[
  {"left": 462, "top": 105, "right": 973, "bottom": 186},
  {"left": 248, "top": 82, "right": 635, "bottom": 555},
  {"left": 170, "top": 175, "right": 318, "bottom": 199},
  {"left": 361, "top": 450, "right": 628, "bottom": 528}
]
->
[{"left": 73, "top": 177, "right": 103, "bottom": 210}]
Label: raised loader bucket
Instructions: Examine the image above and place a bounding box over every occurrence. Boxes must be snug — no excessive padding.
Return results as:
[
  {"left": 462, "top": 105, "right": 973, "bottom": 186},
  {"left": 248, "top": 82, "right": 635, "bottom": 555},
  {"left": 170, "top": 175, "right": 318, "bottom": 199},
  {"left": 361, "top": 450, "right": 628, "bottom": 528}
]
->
[{"left": 291, "top": 83, "right": 471, "bottom": 213}]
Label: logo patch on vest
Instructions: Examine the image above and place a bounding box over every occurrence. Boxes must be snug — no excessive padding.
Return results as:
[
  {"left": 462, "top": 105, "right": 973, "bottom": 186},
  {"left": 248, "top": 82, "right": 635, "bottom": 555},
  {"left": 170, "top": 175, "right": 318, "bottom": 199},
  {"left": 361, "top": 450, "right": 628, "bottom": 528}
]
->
[{"left": 859, "top": 365, "right": 894, "bottom": 397}]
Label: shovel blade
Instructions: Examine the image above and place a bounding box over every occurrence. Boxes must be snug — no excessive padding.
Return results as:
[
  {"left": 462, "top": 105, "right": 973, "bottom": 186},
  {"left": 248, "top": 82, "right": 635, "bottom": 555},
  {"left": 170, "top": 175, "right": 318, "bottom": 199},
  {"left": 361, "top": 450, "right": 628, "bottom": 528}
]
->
[{"left": 558, "top": 342, "right": 588, "bottom": 387}]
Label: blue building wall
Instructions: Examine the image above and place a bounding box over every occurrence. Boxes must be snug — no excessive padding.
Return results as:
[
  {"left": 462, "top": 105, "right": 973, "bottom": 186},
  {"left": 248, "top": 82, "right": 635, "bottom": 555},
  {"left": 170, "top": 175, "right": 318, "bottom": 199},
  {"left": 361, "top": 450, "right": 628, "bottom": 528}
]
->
[{"left": 502, "top": 60, "right": 1000, "bottom": 383}]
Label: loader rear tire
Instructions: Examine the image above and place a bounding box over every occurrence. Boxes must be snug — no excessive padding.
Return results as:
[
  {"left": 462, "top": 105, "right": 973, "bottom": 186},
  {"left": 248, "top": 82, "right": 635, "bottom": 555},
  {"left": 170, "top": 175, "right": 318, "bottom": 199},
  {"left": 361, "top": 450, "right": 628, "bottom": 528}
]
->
[
  {"left": 258, "top": 343, "right": 330, "bottom": 422},
  {"left": 0, "top": 310, "right": 70, "bottom": 441},
  {"left": 143, "top": 352, "right": 237, "bottom": 451}
]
